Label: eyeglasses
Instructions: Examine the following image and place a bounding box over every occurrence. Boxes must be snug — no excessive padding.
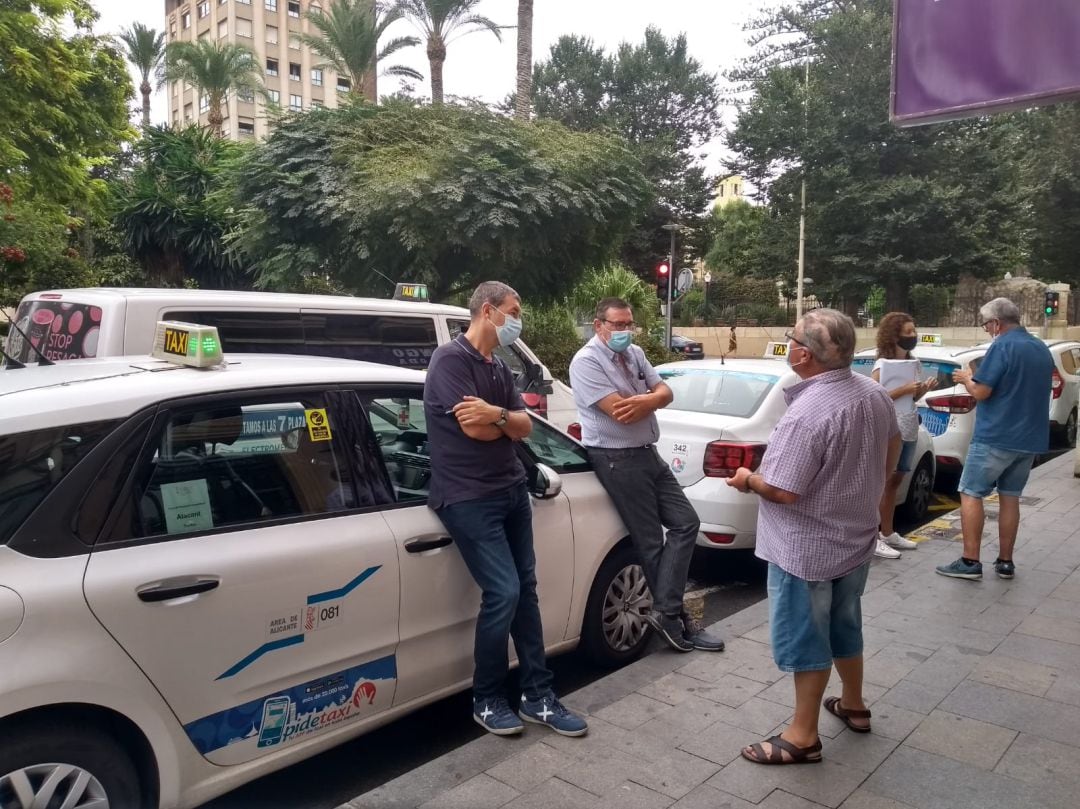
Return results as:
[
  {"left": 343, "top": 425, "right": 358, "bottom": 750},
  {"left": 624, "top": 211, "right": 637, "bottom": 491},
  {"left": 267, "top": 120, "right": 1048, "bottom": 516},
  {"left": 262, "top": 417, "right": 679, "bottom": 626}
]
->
[
  {"left": 980, "top": 319, "right": 997, "bottom": 329},
  {"left": 603, "top": 319, "right": 636, "bottom": 331},
  {"left": 785, "top": 330, "right": 809, "bottom": 348}
]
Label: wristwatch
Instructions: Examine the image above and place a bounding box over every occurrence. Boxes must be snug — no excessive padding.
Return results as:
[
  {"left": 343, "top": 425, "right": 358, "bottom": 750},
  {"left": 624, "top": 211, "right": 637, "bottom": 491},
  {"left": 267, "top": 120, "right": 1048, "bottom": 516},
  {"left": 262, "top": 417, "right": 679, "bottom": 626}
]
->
[{"left": 494, "top": 408, "right": 508, "bottom": 427}]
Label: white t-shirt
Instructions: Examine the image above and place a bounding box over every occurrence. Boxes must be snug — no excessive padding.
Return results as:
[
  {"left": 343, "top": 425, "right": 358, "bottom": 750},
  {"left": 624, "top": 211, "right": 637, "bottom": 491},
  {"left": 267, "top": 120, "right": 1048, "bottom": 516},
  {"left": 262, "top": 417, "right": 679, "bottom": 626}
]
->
[{"left": 873, "top": 357, "right": 923, "bottom": 442}]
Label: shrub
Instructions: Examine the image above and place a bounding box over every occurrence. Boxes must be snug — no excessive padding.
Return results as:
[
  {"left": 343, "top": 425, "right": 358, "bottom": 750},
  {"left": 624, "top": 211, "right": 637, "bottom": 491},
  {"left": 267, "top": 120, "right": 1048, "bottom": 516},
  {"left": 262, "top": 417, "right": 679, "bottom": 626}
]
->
[{"left": 521, "top": 304, "right": 584, "bottom": 384}]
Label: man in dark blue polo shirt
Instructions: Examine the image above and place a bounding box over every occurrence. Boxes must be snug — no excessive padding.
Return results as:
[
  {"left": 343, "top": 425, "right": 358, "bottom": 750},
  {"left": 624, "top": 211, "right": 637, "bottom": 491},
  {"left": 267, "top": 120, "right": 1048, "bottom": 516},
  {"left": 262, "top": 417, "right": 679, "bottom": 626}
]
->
[
  {"left": 937, "top": 297, "right": 1054, "bottom": 582},
  {"left": 424, "top": 281, "right": 587, "bottom": 739}
]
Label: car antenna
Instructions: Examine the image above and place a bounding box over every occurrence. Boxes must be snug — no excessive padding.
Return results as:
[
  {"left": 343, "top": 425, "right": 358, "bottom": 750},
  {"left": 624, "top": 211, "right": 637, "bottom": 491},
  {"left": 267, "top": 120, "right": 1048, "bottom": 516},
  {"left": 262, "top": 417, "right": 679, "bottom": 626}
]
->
[
  {"left": 0, "top": 347, "right": 25, "bottom": 369},
  {"left": 3, "top": 311, "right": 54, "bottom": 366}
]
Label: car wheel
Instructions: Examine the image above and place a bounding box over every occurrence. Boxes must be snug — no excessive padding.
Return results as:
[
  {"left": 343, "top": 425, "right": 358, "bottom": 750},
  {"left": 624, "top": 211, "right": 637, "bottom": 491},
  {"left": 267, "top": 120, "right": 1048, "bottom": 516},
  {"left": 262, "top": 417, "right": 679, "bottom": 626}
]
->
[
  {"left": 580, "top": 544, "right": 653, "bottom": 668},
  {"left": 898, "top": 455, "right": 934, "bottom": 524},
  {"left": 1062, "top": 408, "right": 1078, "bottom": 448},
  {"left": 0, "top": 722, "right": 142, "bottom": 809}
]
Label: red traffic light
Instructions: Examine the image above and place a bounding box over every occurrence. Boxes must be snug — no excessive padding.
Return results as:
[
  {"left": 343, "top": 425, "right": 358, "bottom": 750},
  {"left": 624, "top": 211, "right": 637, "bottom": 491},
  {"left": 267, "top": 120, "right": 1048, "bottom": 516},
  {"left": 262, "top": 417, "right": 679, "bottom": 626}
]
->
[{"left": 657, "top": 263, "right": 670, "bottom": 276}]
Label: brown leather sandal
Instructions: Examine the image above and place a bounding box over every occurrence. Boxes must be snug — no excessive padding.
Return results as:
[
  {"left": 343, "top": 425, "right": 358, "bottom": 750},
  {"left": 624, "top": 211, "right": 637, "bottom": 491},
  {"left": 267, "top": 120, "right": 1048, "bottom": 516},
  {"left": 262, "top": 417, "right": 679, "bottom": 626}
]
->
[
  {"left": 741, "top": 734, "right": 823, "bottom": 765},
  {"left": 823, "top": 696, "right": 872, "bottom": 733}
]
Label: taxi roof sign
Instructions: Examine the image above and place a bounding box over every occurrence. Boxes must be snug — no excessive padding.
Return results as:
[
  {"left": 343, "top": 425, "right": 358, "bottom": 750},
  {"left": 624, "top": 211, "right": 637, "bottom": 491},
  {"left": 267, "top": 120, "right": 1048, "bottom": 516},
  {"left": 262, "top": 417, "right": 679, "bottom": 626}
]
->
[
  {"left": 763, "top": 341, "right": 789, "bottom": 359},
  {"left": 919, "top": 333, "right": 943, "bottom": 346},
  {"left": 393, "top": 283, "right": 429, "bottom": 302},
  {"left": 151, "top": 321, "right": 224, "bottom": 368}
]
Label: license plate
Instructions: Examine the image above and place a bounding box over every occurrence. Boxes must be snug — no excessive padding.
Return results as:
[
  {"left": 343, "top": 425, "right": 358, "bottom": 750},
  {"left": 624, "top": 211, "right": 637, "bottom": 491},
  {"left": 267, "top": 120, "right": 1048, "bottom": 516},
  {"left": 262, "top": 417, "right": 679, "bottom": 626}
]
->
[{"left": 919, "top": 407, "right": 949, "bottom": 437}]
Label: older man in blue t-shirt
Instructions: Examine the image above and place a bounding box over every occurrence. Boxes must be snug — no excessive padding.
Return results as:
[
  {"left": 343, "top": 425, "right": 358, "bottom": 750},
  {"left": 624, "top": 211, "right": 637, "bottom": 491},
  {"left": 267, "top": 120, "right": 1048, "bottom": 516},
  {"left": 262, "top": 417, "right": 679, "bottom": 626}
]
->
[{"left": 937, "top": 297, "right": 1054, "bottom": 582}]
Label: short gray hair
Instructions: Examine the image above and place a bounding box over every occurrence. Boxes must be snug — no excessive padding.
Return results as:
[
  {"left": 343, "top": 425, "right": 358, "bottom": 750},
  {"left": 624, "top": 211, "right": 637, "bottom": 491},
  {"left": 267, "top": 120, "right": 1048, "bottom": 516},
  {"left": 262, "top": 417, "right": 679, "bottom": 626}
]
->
[
  {"left": 468, "top": 281, "right": 521, "bottom": 317},
  {"left": 979, "top": 297, "right": 1021, "bottom": 326},
  {"left": 799, "top": 308, "right": 856, "bottom": 370}
]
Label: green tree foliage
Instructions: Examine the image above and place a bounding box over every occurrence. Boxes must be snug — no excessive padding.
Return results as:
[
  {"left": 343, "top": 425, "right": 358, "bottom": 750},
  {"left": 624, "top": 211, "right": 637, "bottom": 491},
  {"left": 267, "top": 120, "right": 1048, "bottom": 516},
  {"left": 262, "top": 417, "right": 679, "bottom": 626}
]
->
[
  {"left": 0, "top": 0, "right": 134, "bottom": 212},
  {"left": 164, "top": 39, "right": 263, "bottom": 136},
  {"left": 519, "top": 304, "right": 581, "bottom": 384},
  {"left": 567, "top": 263, "right": 657, "bottom": 326},
  {"left": 118, "top": 22, "right": 165, "bottom": 127},
  {"left": 302, "top": 0, "right": 421, "bottom": 99},
  {"left": 1023, "top": 103, "right": 1080, "bottom": 288},
  {"left": 230, "top": 101, "right": 650, "bottom": 300},
  {"left": 727, "top": 0, "right": 1026, "bottom": 312},
  {"left": 704, "top": 200, "right": 768, "bottom": 277},
  {"left": 111, "top": 126, "right": 247, "bottom": 289},
  {"left": 532, "top": 28, "right": 721, "bottom": 272},
  {"left": 395, "top": 0, "right": 504, "bottom": 105}
]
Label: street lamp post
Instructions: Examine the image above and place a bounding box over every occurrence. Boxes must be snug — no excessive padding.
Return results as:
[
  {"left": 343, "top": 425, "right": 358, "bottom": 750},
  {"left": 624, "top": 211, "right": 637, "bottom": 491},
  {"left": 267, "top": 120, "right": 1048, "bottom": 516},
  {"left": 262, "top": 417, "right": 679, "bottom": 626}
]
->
[{"left": 661, "top": 223, "right": 684, "bottom": 350}]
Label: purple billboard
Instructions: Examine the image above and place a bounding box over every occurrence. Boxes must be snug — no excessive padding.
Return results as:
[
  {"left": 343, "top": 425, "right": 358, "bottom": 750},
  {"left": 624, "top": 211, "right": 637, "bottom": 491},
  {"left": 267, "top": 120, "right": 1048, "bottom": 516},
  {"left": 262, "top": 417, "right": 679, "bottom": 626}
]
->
[{"left": 892, "top": 0, "right": 1080, "bottom": 126}]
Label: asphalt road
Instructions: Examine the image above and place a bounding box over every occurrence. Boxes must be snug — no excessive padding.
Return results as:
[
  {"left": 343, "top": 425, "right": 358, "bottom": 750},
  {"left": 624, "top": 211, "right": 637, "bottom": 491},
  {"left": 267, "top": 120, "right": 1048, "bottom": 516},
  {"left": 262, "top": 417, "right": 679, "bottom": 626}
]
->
[{"left": 201, "top": 448, "right": 1070, "bottom": 809}]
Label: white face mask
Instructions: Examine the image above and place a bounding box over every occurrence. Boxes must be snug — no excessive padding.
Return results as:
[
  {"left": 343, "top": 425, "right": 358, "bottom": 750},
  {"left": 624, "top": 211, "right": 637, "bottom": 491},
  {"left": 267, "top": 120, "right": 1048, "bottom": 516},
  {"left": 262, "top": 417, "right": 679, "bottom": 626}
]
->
[{"left": 488, "top": 307, "right": 522, "bottom": 347}]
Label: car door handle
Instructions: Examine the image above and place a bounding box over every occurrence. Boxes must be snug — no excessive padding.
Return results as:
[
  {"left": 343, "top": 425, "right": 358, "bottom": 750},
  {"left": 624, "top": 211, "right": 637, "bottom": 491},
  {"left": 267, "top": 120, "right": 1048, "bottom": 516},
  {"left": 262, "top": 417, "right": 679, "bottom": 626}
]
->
[
  {"left": 404, "top": 536, "right": 453, "bottom": 554},
  {"left": 137, "top": 577, "right": 220, "bottom": 603}
]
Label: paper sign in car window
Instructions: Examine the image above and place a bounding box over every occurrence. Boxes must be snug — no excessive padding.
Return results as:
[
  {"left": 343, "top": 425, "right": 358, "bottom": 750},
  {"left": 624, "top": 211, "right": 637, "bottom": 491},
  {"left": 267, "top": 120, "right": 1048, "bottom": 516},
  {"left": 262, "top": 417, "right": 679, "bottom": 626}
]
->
[
  {"left": 160, "top": 478, "right": 214, "bottom": 535},
  {"left": 305, "top": 408, "right": 333, "bottom": 442}
]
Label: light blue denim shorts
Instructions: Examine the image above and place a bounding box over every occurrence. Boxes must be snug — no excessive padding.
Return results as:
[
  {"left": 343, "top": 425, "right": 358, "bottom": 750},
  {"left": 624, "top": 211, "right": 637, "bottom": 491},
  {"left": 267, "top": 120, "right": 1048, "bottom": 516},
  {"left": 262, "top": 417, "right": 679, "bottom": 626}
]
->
[
  {"left": 768, "top": 561, "right": 870, "bottom": 673},
  {"left": 958, "top": 442, "right": 1036, "bottom": 498}
]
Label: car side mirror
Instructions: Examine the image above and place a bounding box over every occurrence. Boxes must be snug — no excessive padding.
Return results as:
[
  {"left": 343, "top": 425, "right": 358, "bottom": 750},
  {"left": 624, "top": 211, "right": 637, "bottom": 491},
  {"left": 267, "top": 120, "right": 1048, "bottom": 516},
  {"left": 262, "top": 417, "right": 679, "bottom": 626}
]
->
[{"left": 529, "top": 463, "right": 562, "bottom": 500}]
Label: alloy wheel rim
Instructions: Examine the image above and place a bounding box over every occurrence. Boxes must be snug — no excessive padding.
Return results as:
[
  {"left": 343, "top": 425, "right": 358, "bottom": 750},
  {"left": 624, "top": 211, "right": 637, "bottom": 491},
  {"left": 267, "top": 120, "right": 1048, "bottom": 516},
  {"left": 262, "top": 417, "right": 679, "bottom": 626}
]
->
[
  {"left": 0, "top": 763, "right": 109, "bottom": 809},
  {"left": 602, "top": 563, "right": 652, "bottom": 652},
  {"left": 911, "top": 466, "right": 932, "bottom": 516}
]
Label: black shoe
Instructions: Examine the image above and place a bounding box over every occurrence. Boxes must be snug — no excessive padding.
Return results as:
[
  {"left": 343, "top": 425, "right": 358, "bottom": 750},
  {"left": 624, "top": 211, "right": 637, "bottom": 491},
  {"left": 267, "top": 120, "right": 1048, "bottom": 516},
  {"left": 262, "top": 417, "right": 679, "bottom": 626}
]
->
[
  {"left": 681, "top": 612, "right": 725, "bottom": 652},
  {"left": 994, "top": 558, "right": 1016, "bottom": 579},
  {"left": 645, "top": 612, "right": 694, "bottom": 652}
]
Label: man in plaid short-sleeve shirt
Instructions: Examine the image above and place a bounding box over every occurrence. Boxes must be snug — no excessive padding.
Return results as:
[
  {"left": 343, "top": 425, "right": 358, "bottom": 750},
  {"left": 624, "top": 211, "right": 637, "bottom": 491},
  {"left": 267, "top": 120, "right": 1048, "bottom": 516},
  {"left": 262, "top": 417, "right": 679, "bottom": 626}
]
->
[{"left": 727, "top": 309, "right": 900, "bottom": 766}]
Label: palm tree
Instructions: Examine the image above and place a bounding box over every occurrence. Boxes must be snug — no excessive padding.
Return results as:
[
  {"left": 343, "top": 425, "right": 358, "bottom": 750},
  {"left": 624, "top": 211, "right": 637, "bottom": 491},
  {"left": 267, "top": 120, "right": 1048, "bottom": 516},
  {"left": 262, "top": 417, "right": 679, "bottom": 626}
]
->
[
  {"left": 395, "top": 0, "right": 504, "bottom": 105},
  {"left": 302, "top": 0, "right": 422, "bottom": 102},
  {"left": 118, "top": 23, "right": 165, "bottom": 127},
  {"left": 164, "top": 40, "right": 264, "bottom": 137},
  {"left": 514, "top": 0, "right": 532, "bottom": 121}
]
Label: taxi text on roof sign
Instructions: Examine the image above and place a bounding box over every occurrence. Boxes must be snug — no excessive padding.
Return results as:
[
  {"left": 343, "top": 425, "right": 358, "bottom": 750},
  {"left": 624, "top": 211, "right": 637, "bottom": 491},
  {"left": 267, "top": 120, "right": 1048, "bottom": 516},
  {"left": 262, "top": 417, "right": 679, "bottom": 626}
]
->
[
  {"left": 763, "top": 341, "right": 788, "bottom": 359},
  {"left": 392, "top": 283, "right": 429, "bottom": 302},
  {"left": 920, "top": 333, "right": 943, "bottom": 346},
  {"left": 151, "top": 321, "right": 224, "bottom": 368}
]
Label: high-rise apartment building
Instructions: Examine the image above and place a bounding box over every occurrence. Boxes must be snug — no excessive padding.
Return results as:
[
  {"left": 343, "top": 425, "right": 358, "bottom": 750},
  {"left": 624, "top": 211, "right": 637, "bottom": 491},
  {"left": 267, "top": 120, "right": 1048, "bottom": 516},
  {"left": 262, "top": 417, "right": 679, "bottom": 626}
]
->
[{"left": 164, "top": 0, "right": 347, "bottom": 140}]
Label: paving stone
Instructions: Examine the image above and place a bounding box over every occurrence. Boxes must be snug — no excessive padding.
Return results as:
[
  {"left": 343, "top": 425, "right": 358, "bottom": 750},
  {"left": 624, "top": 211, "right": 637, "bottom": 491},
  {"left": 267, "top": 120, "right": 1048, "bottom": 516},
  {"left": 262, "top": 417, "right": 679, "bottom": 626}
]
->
[
  {"left": 940, "top": 680, "right": 1080, "bottom": 750},
  {"left": 742, "top": 621, "right": 773, "bottom": 645},
  {"left": 418, "top": 774, "right": 520, "bottom": 809},
  {"left": 674, "top": 653, "right": 742, "bottom": 685},
  {"left": 595, "top": 781, "right": 673, "bottom": 809},
  {"left": 1015, "top": 612, "right": 1080, "bottom": 646},
  {"left": 594, "top": 692, "right": 674, "bottom": 730},
  {"left": 859, "top": 701, "right": 926, "bottom": 742},
  {"left": 904, "top": 645, "right": 986, "bottom": 691},
  {"left": 637, "top": 672, "right": 718, "bottom": 707},
  {"left": 863, "top": 643, "right": 936, "bottom": 689},
  {"left": 878, "top": 678, "right": 951, "bottom": 715},
  {"left": 677, "top": 720, "right": 756, "bottom": 766},
  {"left": 557, "top": 746, "right": 643, "bottom": 797},
  {"left": 759, "top": 789, "right": 832, "bottom": 808},
  {"left": 865, "top": 745, "right": 1057, "bottom": 809},
  {"left": 625, "top": 748, "right": 722, "bottom": 800},
  {"left": 1045, "top": 675, "right": 1080, "bottom": 707},
  {"left": 837, "top": 788, "right": 918, "bottom": 809},
  {"left": 681, "top": 673, "right": 768, "bottom": 708},
  {"left": 961, "top": 601, "right": 1033, "bottom": 635},
  {"left": 647, "top": 694, "right": 734, "bottom": 736},
  {"left": 902, "top": 709, "right": 1018, "bottom": 769},
  {"left": 706, "top": 755, "right": 865, "bottom": 807},
  {"left": 500, "top": 777, "right": 600, "bottom": 809},
  {"left": 732, "top": 654, "right": 788, "bottom": 685},
  {"left": 969, "top": 653, "right": 1061, "bottom": 697},
  {"left": 995, "top": 631, "right": 1080, "bottom": 672},
  {"left": 711, "top": 696, "right": 794, "bottom": 736},
  {"left": 815, "top": 727, "right": 898, "bottom": 773},
  {"left": 1033, "top": 596, "right": 1080, "bottom": 621},
  {"left": 486, "top": 741, "right": 576, "bottom": 793},
  {"left": 668, "top": 784, "right": 757, "bottom": 809},
  {"left": 994, "top": 732, "right": 1080, "bottom": 807}
]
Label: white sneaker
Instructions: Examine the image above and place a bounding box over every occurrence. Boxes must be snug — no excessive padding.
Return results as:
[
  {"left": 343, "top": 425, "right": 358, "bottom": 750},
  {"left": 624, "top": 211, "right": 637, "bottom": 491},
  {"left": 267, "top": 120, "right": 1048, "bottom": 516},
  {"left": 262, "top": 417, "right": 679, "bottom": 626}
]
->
[
  {"left": 881, "top": 532, "right": 917, "bottom": 550},
  {"left": 874, "top": 538, "right": 902, "bottom": 559}
]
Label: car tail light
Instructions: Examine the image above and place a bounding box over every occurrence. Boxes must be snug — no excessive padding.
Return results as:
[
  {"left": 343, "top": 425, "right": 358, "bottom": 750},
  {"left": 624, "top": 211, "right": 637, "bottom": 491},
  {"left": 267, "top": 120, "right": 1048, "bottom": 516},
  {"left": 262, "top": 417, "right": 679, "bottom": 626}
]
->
[
  {"left": 937, "top": 456, "right": 962, "bottom": 467},
  {"left": 704, "top": 442, "right": 766, "bottom": 478},
  {"left": 521, "top": 392, "right": 548, "bottom": 418},
  {"left": 703, "top": 532, "right": 735, "bottom": 545},
  {"left": 1052, "top": 368, "right": 1064, "bottom": 400},
  {"left": 925, "top": 394, "right": 976, "bottom": 414},
  {"left": 683, "top": 346, "right": 694, "bottom": 353},
  {"left": 567, "top": 422, "right": 582, "bottom": 441}
]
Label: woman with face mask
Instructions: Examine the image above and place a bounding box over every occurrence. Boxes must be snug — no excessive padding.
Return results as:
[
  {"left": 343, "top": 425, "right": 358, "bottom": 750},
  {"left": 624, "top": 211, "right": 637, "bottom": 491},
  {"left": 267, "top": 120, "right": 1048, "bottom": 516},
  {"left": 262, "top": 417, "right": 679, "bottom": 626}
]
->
[{"left": 871, "top": 312, "right": 937, "bottom": 559}]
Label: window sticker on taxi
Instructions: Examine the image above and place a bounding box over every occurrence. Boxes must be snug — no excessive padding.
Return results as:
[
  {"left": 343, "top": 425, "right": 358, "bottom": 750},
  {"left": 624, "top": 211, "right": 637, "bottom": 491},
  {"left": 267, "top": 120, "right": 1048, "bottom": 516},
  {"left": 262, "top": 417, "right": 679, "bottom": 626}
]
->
[
  {"left": 305, "top": 408, "right": 332, "bottom": 442},
  {"left": 160, "top": 479, "right": 214, "bottom": 535}
]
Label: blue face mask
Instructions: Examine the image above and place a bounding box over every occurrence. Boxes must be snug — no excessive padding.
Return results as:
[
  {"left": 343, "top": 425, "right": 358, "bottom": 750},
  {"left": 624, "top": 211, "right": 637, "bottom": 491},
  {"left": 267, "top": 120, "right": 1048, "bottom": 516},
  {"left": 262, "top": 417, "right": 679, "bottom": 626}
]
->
[
  {"left": 490, "top": 308, "right": 522, "bottom": 347},
  {"left": 607, "top": 330, "right": 633, "bottom": 353}
]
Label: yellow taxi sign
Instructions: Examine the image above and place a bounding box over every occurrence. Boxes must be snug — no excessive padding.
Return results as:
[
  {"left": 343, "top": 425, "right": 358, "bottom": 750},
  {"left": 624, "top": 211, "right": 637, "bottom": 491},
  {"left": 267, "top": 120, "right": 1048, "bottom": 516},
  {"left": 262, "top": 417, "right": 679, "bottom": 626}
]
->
[
  {"left": 393, "top": 283, "right": 429, "bottom": 302},
  {"left": 919, "top": 333, "right": 943, "bottom": 346},
  {"left": 151, "top": 321, "right": 224, "bottom": 368},
  {"left": 764, "top": 341, "right": 788, "bottom": 359}
]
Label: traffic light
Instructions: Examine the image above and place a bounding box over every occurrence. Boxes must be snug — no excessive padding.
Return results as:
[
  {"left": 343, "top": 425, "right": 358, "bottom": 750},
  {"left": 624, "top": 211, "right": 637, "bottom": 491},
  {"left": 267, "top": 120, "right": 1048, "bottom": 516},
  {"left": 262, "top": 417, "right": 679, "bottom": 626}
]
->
[
  {"left": 1045, "top": 290, "right": 1060, "bottom": 317},
  {"left": 656, "top": 262, "right": 670, "bottom": 300}
]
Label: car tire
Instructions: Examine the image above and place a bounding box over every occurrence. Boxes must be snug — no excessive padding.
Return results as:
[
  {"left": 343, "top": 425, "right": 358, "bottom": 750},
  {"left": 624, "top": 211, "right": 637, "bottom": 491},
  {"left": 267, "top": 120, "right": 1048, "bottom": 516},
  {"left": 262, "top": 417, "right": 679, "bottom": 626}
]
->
[
  {"left": 580, "top": 544, "right": 653, "bottom": 669},
  {"left": 898, "top": 455, "right": 934, "bottom": 524},
  {"left": 0, "top": 721, "right": 143, "bottom": 809},
  {"left": 1060, "top": 408, "right": 1078, "bottom": 448}
]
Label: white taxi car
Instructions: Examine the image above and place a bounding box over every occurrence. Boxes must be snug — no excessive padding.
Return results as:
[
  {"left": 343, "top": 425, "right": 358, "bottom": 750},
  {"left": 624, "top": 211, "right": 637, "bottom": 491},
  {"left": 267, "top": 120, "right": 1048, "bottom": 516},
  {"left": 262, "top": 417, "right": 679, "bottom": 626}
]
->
[
  {"left": 651, "top": 358, "right": 936, "bottom": 551},
  {"left": 0, "top": 324, "right": 647, "bottom": 809}
]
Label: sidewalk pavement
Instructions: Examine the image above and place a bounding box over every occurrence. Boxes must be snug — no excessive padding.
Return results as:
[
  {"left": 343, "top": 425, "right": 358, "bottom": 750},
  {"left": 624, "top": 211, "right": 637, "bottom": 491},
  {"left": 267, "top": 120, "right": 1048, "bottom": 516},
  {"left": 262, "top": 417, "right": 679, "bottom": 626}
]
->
[{"left": 343, "top": 454, "right": 1080, "bottom": 809}]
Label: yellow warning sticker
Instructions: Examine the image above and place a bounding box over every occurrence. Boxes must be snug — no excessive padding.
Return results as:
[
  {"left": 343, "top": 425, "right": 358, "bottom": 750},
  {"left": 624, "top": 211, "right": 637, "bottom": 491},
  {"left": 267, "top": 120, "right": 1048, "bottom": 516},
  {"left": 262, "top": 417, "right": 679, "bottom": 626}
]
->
[{"left": 305, "top": 408, "right": 332, "bottom": 442}]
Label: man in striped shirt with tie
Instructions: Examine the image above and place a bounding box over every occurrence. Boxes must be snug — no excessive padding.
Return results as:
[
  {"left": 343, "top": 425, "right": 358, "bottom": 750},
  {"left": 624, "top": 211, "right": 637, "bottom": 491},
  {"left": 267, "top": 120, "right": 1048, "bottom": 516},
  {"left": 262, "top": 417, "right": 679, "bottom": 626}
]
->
[{"left": 569, "top": 297, "right": 724, "bottom": 653}]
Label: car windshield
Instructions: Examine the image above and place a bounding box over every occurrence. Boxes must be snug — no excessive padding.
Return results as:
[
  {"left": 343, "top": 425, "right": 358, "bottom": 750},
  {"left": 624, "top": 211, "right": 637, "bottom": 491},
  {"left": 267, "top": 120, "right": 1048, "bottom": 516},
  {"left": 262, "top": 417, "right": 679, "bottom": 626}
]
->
[
  {"left": 853, "top": 357, "right": 963, "bottom": 392},
  {"left": 658, "top": 369, "right": 778, "bottom": 418}
]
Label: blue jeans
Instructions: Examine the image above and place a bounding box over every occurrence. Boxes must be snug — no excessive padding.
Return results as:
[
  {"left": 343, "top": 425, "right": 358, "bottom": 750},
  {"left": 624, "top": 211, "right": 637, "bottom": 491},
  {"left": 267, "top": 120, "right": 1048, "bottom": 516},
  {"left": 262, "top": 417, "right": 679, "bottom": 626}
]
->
[{"left": 437, "top": 482, "right": 554, "bottom": 702}]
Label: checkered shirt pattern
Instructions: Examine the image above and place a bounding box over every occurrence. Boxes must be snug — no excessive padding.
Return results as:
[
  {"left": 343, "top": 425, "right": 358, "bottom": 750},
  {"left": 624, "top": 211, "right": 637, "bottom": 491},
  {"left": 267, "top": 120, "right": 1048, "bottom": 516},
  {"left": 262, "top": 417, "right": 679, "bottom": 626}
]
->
[{"left": 755, "top": 368, "right": 900, "bottom": 581}]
